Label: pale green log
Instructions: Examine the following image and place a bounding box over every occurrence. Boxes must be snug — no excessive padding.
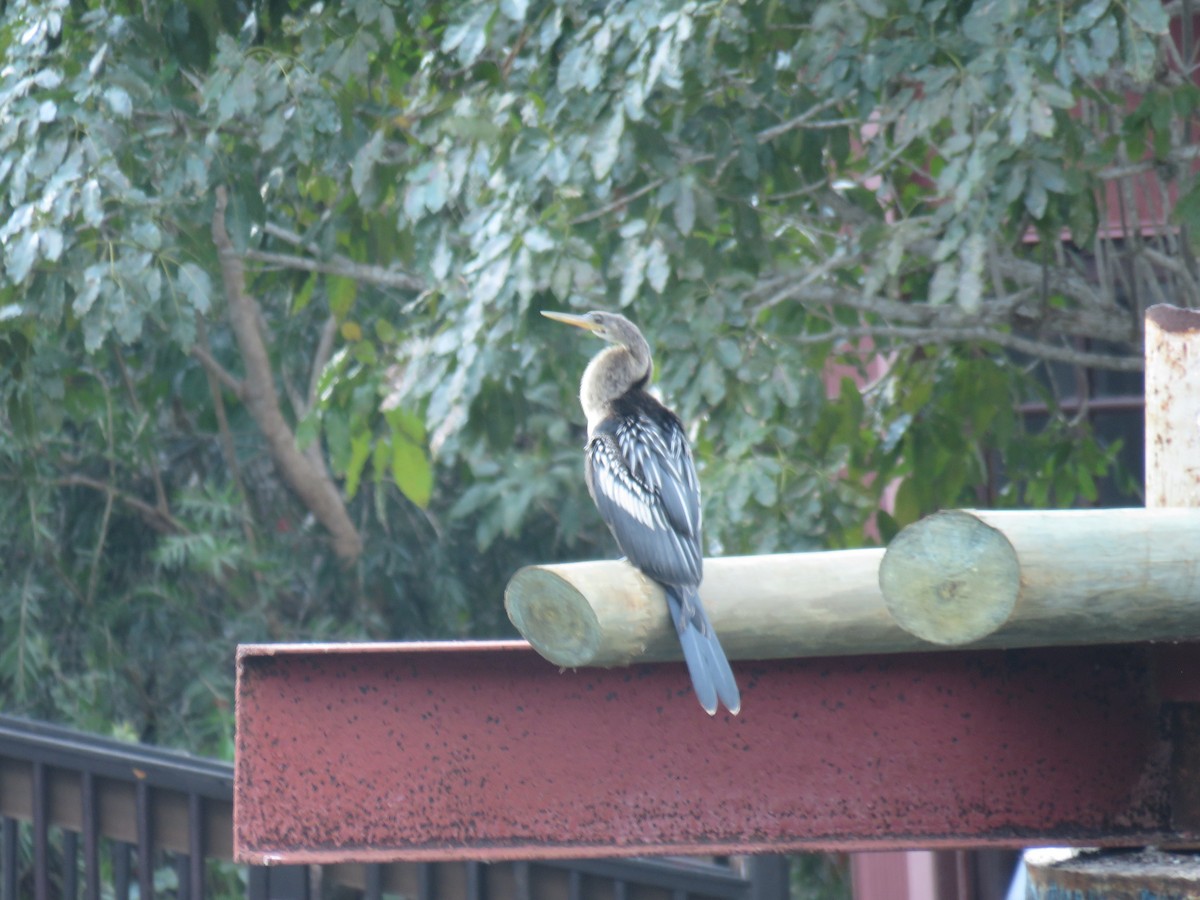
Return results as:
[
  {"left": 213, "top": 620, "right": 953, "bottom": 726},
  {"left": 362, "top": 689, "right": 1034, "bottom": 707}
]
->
[
  {"left": 504, "top": 549, "right": 922, "bottom": 667},
  {"left": 879, "top": 507, "right": 1200, "bottom": 646}
]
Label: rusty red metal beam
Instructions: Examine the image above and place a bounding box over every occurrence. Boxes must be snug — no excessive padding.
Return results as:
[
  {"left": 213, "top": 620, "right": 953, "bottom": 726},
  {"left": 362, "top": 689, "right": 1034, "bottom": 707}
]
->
[{"left": 234, "top": 641, "right": 1198, "bottom": 863}]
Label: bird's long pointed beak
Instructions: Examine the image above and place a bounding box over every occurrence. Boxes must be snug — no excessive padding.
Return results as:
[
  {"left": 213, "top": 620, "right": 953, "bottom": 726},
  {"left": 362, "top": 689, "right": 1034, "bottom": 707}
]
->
[{"left": 540, "top": 310, "right": 601, "bottom": 332}]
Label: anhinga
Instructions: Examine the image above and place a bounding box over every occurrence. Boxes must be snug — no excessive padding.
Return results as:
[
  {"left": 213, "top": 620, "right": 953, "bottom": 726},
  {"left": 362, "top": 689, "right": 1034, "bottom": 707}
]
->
[{"left": 542, "top": 309, "right": 741, "bottom": 716}]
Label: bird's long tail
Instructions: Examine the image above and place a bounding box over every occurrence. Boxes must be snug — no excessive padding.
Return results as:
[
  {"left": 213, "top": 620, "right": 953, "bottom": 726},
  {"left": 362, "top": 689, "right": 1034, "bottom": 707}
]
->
[{"left": 665, "top": 588, "right": 741, "bottom": 716}]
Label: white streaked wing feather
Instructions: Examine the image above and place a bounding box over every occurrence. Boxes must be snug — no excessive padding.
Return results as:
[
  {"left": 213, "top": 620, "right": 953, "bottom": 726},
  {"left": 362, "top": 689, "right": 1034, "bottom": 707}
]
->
[
  {"left": 614, "top": 415, "right": 700, "bottom": 539},
  {"left": 590, "top": 442, "right": 656, "bottom": 528},
  {"left": 586, "top": 426, "right": 702, "bottom": 587}
]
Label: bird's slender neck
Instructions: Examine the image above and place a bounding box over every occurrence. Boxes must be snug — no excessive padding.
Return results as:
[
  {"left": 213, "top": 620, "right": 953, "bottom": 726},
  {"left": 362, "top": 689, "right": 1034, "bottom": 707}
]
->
[{"left": 580, "top": 334, "right": 652, "bottom": 435}]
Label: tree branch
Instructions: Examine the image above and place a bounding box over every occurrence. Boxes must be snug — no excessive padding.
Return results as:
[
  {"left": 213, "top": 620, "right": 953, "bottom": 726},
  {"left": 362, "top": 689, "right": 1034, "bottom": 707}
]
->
[
  {"left": 751, "top": 267, "right": 1136, "bottom": 347},
  {"left": 308, "top": 316, "right": 339, "bottom": 412},
  {"left": 244, "top": 247, "right": 424, "bottom": 292},
  {"left": 569, "top": 177, "right": 668, "bottom": 226},
  {"left": 795, "top": 323, "right": 1142, "bottom": 371},
  {"left": 755, "top": 96, "right": 850, "bottom": 143},
  {"left": 58, "top": 474, "right": 187, "bottom": 534},
  {"left": 196, "top": 317, "right": 258, "bottom": 551},
  {"left": 190, "top": 344, "right": 244, "bottom": 397},
  {"left": 212, "top": 186, "right": 363, "bottom": 562},
  {"left": 1097, "top": 144, "right": 1200, "bottom": 180}
]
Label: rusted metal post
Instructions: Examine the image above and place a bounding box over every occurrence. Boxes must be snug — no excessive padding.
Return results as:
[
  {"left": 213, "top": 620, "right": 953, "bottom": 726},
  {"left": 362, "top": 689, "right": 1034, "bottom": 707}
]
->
[
  {"left": 1145, "top": 304, "right": 1200, "bottom": 840},
  {"left": 1019, "top": 305, "right": 1200, "bottom": 894},
  {"left": 1145, "top": 304, "right": 1200, "bottom": 509}
]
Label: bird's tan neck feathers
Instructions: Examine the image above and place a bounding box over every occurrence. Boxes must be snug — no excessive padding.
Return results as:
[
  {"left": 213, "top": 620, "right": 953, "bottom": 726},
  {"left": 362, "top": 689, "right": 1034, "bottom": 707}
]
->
[{"left": 580, "top": 344, "right": 651, "bottom": 435}]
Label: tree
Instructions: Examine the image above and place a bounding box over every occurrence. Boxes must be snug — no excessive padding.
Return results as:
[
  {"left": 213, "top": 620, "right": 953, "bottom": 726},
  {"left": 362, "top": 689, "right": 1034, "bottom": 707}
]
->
[{"left": 0, "top": 0, "right": 1172, "bottom": 748}]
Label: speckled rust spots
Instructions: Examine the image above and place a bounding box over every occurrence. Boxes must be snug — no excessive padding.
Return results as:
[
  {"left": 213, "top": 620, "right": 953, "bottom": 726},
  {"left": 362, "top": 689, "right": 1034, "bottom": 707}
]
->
[
  {"left": 235, "top": 641, "right": 1190, "bottom": 863},
  {"left": 1145, "top": 305, "right": 1200, "bottom": 508}
]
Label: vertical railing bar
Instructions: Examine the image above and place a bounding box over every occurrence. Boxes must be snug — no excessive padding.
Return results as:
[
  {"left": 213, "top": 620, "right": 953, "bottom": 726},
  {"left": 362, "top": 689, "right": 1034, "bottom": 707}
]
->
[
  {"left": 364, "top": 862, "right": 383, "bottom": 900},
  {"left": 188, "top": 793, "right": 205, "bottom": 900},
  {"left": 418, "top": 862, "right": 436, "bottom": 900},
  {"left": 568, "top": 868, "right": 582, "bottom": 900},
  {"left": 246, "top": 867, "right": 268, "bottom": 900},
  {"left": 32, "top": 761, "right": 48, "bottom": 900},
  {"left": 514, "top": 861, "right": 532, "bottom": 900},
  {"left": 62, "top": 829, "right": 79, "bottom": 900},
  {"left": 468, "top": 861, "right": 486, "bottom": 900},
  {"left": 135, "top": 780, "right": 154, "bottom": 900},
  {"left": 613, "top": 877, "right": 629, "bottom": 900},
  {"left": 1, "top": 817, "right": 18, "bottom": 900},
  {"left": 81, "top": 771, "right": 100, "bottom": 900},
  {"left": 174, "top": 854, "right": 190, "bottom": 900},
  {"left": 113, "top": 842, "right": 131, "bottom": 900}
]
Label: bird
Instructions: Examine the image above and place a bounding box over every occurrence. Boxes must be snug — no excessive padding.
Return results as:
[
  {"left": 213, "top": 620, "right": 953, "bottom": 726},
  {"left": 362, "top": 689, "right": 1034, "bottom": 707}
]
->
[{"left": 541, "top": 309, "right": 741, "bottom": 715}]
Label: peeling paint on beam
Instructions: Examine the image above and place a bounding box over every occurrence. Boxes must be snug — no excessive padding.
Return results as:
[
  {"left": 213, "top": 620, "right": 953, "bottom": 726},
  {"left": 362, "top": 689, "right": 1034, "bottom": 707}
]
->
[{"left": 234, "top": 641, "right": 1190, "bottom": 863}]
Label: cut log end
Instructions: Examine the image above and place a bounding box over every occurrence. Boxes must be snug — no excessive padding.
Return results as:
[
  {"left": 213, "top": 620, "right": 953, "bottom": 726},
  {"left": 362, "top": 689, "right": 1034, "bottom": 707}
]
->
[
  {"left": 505, "top": 566, "right": 602, "bottom": 667},
  {"left": 878, "top": 510, "right": 1020, "bottom": 645}
]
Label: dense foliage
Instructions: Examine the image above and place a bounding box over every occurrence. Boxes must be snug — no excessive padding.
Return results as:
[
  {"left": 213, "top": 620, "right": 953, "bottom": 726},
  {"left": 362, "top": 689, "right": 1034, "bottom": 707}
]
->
[{"left": 0, "top": 0, "right": 1176, "bottom": 752}]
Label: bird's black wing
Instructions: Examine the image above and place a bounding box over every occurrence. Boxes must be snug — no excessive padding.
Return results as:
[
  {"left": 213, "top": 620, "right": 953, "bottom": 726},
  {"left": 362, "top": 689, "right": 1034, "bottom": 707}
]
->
[{"left": 585, "top": 406, "right": 702, "bottom": 588}]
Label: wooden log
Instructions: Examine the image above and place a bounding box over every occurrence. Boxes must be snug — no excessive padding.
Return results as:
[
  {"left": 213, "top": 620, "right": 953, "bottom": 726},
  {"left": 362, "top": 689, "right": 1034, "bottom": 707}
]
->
[
  {"left": 504, "top": 550, "right": 927, "bottom": 667},
  {"left": 1146, "top": 304, "right": 1200, "bottom": 509},
  {"left": 878, "top": 507, "right": 1200, "bottom": 646}
]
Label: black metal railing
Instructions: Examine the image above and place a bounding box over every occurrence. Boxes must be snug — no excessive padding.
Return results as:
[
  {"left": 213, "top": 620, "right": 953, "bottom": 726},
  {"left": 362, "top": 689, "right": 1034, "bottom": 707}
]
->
[{"left": 0, "top": 715, "right": 773, "bottom": 900}]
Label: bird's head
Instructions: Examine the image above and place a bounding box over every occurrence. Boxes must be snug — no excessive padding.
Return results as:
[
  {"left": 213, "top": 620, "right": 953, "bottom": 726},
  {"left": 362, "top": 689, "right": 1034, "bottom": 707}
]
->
[{"left": 540, "top": 309, "right": 641, "bottom": 348}]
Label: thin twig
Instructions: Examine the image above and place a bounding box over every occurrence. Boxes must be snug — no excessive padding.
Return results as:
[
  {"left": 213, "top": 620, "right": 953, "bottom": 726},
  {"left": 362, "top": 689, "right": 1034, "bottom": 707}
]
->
[
  {"left": 112, "top": 344, "right": 171, "bottom": 518},
  {"left": 58, "top": 474, "right": 187, "bottom": 534},
  {"left": 197, "top": 316, "right": 257, "bottom": 551},
  {"left": 244, "top": 248, "right": 424, "bottom": 292},
  {"left": 569, "top": 177, "right": 668, "bottom": 226},
  {"left": 754, "top": 95, "right": 850, "bottom": 143},
  {"left": 190, "top": 344, "right": 243, "bottom": 397},
  {"left": 795, "top": 323, "right": 1142, "bottom": 371},
  {"left": 308, "top": 316, "right": 339, "bottom": 412}
]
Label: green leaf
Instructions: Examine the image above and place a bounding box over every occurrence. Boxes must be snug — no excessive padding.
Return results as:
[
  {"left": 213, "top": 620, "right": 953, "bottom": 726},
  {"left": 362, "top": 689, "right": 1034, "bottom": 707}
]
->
[
  {"left": 1064, "top": 0, "right": 1109, "bottom": 34},
  {"left": 1024, "top": 177, "right": 1048, "bottom": 219},
  {"left": 501, "top": 0, "right": 528, "bottom": 22},
  {"left": 177, "top": 262, "right": 211, "bottom": 315},
  {"left": 291, "top": 273, "right": 317, "bottom": 314},
  {"left": 956, "top": 233, "right": 985, "bottom": 313},
  {"left": 104, "top": 86, "right": 132, "bottom": 119},
  {"left": 1175, "top": 185, "right": 1200, "bottom": 235},
  {"left": 441, "top": 8, "right": 491, "bottom": 66},
  {"left": 80, "top": 181, "right": 103, "bottom": 227},
  {"left": 343, "top": 430, "right": 372, "bottom": 499},
  {"left": 645, "top": 239, "right": 669, "bottom": 293},
  {"left": 328, "top": 276, "right": 357, "bottom": 320},
  {"left": 295, "top": 410, "right": 320, "bottom": 451},
  {"left": 963, "top": 0, "right": 1012, "bottom": 44},
  {"left": 590, "top": 111, "right": 624, "bottom": 180},
  {"left": 673, "top": 177, "right": 696, "bottom": 236},
  {"left": 854, "top": 0, "right": 888, "bottom": 18},
  {"left": 387, "top": 407, "right": 426, "bottom": 445},
  {"left": 618, "top": 242, "right": 647, "bottom": 307},
  {"left": 392, "top": 436, "right": 433, "bottom": 508},
  {"left": 350, "top": 131, "right": 384, "bottom": 202},
  {"left": 1126, "top": 0, "right": 1168, "bottom": 33},
  {"left": 6, "top": 230, "right": 39, "bottom": 284},
  {"left": 1122, "top": 18, "right": 1157, "bottom": 82}
]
